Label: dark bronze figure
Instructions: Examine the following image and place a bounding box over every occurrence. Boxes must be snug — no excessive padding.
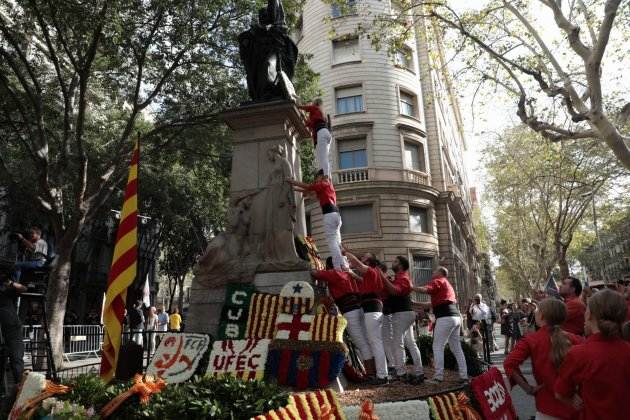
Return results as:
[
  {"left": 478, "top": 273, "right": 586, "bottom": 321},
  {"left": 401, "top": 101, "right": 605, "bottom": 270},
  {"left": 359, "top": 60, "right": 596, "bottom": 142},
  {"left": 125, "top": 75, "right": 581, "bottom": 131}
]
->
[{"left": 238, "top": 0, "right": 298, "bottom": 102}]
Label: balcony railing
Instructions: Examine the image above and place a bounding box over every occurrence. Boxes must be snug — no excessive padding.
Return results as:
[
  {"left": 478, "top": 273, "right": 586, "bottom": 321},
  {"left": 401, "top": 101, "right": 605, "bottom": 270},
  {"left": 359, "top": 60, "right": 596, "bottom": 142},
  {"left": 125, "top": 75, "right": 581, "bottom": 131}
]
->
[
  {"left": 332, "top": 167, "right": 431, "bottom": 186},
  {"left": 335, "top": 167, "right": 369, "bottom": 184}
]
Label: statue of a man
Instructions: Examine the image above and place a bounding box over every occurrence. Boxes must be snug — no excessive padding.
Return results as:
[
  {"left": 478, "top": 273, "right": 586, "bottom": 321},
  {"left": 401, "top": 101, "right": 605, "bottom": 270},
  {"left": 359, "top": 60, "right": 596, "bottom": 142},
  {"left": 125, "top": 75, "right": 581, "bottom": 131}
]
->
[{"left": 238, "top": 0, "right": 298, "bottom": 102}]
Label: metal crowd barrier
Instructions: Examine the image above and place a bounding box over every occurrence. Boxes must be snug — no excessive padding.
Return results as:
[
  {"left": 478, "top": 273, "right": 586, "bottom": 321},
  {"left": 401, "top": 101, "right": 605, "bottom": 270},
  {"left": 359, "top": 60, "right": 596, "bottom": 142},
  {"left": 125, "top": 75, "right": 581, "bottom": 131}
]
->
[{"left": 22, "top": 324, "right": 104, "bottom": 362}]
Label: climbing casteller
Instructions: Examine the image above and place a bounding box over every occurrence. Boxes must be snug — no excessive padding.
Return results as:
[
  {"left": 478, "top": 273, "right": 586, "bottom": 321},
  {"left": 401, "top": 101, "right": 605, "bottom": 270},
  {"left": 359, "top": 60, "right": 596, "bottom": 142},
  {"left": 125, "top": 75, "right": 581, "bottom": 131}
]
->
[
  {"left": 299, "top": 99, "right": 332, "bottom": 177},
  {"left": 287, "top": 170, "right": 347, "bottom": 270}
]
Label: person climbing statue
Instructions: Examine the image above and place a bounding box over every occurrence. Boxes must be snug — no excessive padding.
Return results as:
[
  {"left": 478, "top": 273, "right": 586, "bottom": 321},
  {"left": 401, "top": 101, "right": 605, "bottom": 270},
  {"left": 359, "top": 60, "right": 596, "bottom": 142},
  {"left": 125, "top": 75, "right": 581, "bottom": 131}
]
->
[{"left": 299, "top": 99, "right": 332, "bottom": 177}]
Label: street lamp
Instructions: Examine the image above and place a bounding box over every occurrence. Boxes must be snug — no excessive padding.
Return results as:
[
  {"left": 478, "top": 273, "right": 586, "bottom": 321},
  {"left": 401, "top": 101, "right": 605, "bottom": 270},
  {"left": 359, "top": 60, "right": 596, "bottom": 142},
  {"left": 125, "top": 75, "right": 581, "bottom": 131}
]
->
[{"left": 581, "top": 190, "right": 608, "bottom": 286}]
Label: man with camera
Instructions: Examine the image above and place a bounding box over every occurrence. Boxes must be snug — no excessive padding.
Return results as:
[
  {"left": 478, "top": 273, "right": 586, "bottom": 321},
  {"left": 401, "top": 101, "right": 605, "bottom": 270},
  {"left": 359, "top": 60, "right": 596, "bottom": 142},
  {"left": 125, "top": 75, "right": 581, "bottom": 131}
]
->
[
  {"left": 0, "top": 260, "right": 27, "bottom": 385},
  {"left": 12, "top": 226, "right": 48, "bottom": 281}
]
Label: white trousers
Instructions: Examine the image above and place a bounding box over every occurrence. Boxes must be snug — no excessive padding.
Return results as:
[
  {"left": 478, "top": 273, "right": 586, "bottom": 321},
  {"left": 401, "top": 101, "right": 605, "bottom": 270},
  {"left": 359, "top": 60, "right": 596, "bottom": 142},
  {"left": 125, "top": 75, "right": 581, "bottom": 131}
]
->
[
  {"left": 344, "top": 308, "right": 373, "bottom": 360},
  {"left": 316, "top": 128, "right": 332, "bottom": 177},
  {"left": 432, "top": 315, "right": 467, "bottom": 380},
  {"left": 392, "top": 311, "right": 424, "bottom": 376},
  {"left": 364, "top": 311, "right": 388, "bottom": 379},
  {"left": 323, "top": 212, "right": 347, "bottom": 270},
  {"left": 382, "top": 314, "right": 395, "bottom": 366}
]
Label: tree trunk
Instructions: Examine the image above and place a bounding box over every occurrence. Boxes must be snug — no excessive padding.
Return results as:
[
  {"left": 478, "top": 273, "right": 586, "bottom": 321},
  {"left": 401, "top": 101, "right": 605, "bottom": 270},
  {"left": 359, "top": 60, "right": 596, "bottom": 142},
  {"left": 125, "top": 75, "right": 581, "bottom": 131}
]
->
[
  {"left": 177, "top": 275, "right": 185, "bottom": 314},
  {"left": 557, "top": 245, "right": 570, "bottom": 280},
  {"left": 46, "top": 243, "right": 74, "bottom": 369}
]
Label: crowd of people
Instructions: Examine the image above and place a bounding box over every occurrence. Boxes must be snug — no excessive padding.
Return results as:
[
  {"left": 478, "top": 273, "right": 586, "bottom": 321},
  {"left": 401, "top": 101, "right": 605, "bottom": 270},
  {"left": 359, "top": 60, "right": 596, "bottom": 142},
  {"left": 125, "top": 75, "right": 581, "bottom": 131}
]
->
[
  {"left": 501, "top": 276, "right": 630, "bottom": 419},
  {"left": 123, "top": 302, "right": 182, "bottom": 353}
]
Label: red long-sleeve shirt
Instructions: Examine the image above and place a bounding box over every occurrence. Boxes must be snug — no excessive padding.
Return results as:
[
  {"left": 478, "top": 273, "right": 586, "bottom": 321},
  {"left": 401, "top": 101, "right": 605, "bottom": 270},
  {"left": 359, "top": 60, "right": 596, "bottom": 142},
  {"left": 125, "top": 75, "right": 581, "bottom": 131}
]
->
[
  {"left": 306, "top": 180, "right": 336, "bottom": 207},
  {"left": 388, "top": 271, "right": 412, "bottom": 296},
  {"left": 425, "top": 275, "right": 456, "bottom": 307},
  {"left": 561, "top": 296, "right": 586, "bottom": 335},
  {"left": 504, "top": 325, "right": 583, "bottom": 419},
  {"left": 357, "top": 267, "right": 383, "bottom": 295},
  {"left": 299, "top": 104, "right": 326, "bottom": 143},
  {"left": 312, "top": 269, "right": 358, "bottom": 300},
  {"left": 555, "top": 333, "right": 630, "bottom": 420}
]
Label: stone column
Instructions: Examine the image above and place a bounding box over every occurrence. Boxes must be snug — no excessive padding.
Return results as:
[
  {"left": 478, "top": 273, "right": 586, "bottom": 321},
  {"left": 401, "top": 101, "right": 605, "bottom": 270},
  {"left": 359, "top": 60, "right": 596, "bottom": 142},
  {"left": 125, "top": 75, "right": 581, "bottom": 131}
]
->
[{"left": 186, "top": 100, "right": 312, "bottom": 336}]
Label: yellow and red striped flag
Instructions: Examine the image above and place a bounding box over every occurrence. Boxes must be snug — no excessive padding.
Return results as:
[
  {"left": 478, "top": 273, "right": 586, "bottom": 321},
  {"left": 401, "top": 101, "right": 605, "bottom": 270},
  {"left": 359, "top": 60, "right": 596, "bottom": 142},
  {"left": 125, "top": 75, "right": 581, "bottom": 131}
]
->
[{"left": 100, "top": 140, "right": 139, "bottom": 381}]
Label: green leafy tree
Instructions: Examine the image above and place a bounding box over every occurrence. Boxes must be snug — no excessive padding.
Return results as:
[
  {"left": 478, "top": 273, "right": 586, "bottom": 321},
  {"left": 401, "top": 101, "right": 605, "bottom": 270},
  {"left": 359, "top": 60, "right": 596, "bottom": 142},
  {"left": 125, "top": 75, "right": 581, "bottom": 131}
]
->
[
  {"left": 484, "top": 126, "right": 621, "bottom": 292},
  {"left": 351, "top": 0, "right": 630, "bottom": 170},
  {"left": 0, "top": 0, "right": 262, "bottom": 366}
]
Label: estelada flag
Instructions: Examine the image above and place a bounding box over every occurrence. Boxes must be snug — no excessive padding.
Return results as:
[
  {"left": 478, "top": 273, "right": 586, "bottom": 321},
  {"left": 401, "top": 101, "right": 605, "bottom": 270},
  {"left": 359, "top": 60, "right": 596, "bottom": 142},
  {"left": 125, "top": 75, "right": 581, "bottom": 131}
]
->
[{"left": 100, "top": 139, "right": 139, "bottom": 381}]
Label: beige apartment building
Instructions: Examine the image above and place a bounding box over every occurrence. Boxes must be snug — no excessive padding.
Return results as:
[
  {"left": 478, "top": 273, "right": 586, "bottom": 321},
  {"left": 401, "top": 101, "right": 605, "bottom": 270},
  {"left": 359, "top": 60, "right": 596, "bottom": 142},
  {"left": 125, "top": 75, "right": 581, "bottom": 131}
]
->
[{"left": 297, "top": 0, "right": 480, "bottom": 305}]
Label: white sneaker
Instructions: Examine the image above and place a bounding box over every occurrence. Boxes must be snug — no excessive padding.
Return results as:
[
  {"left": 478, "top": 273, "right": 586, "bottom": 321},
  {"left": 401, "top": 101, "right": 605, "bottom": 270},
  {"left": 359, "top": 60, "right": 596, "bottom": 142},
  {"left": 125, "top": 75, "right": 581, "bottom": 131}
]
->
[{"left": 426, "top": 378, "right": 443, "bottom": 385}]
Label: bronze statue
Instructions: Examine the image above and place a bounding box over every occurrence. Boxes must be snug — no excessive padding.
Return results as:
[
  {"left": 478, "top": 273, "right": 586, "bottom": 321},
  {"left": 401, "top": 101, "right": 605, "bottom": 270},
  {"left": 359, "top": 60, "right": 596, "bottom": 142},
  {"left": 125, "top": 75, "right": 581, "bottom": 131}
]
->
[{"left": 238, "top": 0, "right": 298, "bottom": 102}]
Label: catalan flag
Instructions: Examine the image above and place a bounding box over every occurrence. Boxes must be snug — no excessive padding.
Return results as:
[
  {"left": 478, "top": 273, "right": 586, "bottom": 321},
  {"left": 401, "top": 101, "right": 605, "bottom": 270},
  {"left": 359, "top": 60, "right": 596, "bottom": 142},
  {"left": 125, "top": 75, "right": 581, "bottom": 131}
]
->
[{"left": 100, "top": 140, "right": 139, "bottom": 381}]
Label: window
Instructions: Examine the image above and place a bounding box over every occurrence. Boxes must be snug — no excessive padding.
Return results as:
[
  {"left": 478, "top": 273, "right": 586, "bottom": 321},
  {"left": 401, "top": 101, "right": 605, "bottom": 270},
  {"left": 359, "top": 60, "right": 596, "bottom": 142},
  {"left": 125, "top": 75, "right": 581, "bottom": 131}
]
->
[
  {"left": 338, "top": 137, "right": 367, "bottom": 169},
  {"left": 409, "top": 206, "right": 429, "bottom": 233},
  {"left": 412, "top": 256, "right": 433, "bottom": 302},
  {"left": 399, "top": 91, "right": 416, "bottom": 117},
  {"left": 340, "top": 204, "right": 374, "bottom": 234},
  {"left": 451, "top": 219, "right": 463, "bottom": 251},
  {"left": 331, "top": 0, "right": 357, "bottom": 18},
  {"left": 395, "top": 48, "right": 413, "bottom": 71},
  {"left": 333, "top": 37, "right": 360, "bottom": 64},
  {"left": 404, "top": 141, "right": 426, "bottom": 172},
  {"left": 336, "top": 86, "right": 364, "bottom": 114}
]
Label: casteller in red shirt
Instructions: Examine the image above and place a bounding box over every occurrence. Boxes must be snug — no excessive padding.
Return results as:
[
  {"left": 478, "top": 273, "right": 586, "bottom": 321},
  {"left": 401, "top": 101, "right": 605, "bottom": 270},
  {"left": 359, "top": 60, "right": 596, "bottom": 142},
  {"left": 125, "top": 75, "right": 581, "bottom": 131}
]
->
[
  {"left": 561, "top": 296, "right": 586, "bottom": 335},
  {"left": 312, "top": 269, "right": 358, "bottom": 300},
  {"left": 388, "top": 270, "right": 412, "bottom": 296},
  {"left": 425, "top": 274, "right": 457, "bottom": 308},
  {"left": 504, "top": 325, "right": 583, "bottom": 419},
  {"left": 299, "top": 104, "right": 326, "bottom": 144},
  {"left": 555, "top": 333, "right": 630, "bottom": 420},
  {"left": 306, "top": 180, "right": 336, "bottom": 208},
  {"left": 358, "top": 267, "right": 383, "bottom": 296}
]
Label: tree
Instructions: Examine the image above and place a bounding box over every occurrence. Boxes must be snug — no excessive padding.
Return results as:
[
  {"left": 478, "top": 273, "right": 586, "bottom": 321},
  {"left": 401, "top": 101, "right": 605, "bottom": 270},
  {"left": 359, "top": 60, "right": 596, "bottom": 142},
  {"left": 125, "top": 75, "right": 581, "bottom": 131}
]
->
[
  {"left": 356, "top": 0, "right": 630, "bottom": 170},
  {"left": 0, "top": 0, "right": 259, "bottom": 366},
  {"left": 484, "top": 126, "right": 620, "bottom": 291}
]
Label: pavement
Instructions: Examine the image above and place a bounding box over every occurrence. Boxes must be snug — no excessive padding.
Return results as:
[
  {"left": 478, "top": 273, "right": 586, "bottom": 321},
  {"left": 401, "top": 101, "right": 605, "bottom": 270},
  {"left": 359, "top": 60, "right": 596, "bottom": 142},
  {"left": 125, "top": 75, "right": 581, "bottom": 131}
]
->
[{"left": 489, "top": 327, "right": 536, "bottom": 420}]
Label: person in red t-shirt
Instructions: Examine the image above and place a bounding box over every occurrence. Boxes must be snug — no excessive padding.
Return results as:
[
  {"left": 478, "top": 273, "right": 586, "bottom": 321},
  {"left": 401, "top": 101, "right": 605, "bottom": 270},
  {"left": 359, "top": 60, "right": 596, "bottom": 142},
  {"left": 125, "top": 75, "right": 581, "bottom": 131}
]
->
[
  {"left": 381, "top": 256, "right": 424, "bottom": 384},
  {"left": 312, "top": 256, "right": 372, "bottom": 367},
  {"left": 344, "top": 247, "right": 388, "bottom": 384},
  {"left": 504, "top": 298, "right": 583, "bottom": 419},
  {"left": 559, "top": 276, "right": 586, "bottom": 335},
  {"left": 414, "top": 266, "right": 468, "bottom": 383},
  {"left": 287, "top": 171, "right": 348, "bottom": 270},
  {"left": 554, "top": 289, "right": 630, "bottom": 420},
  {"left": 299, "top": 99, "right": 332, "bottom": 177}
]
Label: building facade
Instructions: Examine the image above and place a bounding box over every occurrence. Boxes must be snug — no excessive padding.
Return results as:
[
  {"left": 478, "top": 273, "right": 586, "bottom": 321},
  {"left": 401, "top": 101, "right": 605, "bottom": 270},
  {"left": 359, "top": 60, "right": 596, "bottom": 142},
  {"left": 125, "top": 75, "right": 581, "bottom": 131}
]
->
[{"left": 298, "top": 0, "right": 480, "bottom": 305}]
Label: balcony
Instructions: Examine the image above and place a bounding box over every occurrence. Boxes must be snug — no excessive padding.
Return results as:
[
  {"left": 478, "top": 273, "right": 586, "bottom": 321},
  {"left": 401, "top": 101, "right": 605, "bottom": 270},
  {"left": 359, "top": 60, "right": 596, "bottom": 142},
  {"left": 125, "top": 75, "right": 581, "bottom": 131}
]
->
[{"left": 332, "top": 167, "right": 431, "bottom": 186}]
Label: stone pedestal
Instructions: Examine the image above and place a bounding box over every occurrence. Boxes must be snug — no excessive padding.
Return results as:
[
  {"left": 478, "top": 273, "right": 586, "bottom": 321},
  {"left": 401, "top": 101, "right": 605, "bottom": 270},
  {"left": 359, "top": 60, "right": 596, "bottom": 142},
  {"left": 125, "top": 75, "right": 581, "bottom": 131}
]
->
[{"left": 186, "top": 101, "right": 312, "bottom": 336}]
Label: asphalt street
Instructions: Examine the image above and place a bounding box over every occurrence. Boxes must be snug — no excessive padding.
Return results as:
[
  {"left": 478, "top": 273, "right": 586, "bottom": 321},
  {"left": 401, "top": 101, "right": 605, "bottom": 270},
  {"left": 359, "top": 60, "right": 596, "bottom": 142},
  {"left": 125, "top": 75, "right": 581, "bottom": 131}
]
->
[{"left": 489, "top": 326, "right": 536, "bottom": 420}]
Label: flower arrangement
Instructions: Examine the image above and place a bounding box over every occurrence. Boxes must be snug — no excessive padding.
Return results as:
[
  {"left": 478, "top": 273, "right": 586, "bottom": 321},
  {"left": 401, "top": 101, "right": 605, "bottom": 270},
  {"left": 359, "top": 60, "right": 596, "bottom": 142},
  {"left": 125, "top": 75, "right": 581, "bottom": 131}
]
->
[{"left": 37, "top": 398, "right": 96, "bottom": 420}]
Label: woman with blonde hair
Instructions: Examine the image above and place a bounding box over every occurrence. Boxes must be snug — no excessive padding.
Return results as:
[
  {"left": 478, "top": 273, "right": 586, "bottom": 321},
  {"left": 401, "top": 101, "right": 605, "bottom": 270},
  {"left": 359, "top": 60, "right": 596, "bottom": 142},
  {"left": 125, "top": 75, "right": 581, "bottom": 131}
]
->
[
  {"left": 555, "top": 289, "right": 630, "bottom": 419},
  {"left": 504, "top": 298, "right": 583, "bottom": 419}
]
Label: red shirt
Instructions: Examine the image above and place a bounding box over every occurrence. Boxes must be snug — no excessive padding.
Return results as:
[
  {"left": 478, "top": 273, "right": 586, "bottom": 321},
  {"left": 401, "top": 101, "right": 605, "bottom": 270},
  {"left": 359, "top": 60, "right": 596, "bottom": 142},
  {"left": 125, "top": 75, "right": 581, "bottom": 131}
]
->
[
  {"left": 389, "top": 271, "right": 412, "bottom": 296},
  {"left": 504, "top": 325, "right": 583, "bottom": 419},
  {"left": 555, "top": 333, "right": 630, "bottom": 420},
  {"left": 358, "top": 267, "right": 383, "bottom": 295},
  {"left": 425, "top": 275, "right": 456, "bottom": 308},
  {"left": 312, "top": 269, "right": 358, "bottom": 300},
  {"left": 561, "top": 296, "right": 586, "bottom": 335},
  {"left": 299, "top": 104, "right": 325, "bottom": 142},
  {"left": 307, "top": 180, "right": 337, "bottom": 207}
]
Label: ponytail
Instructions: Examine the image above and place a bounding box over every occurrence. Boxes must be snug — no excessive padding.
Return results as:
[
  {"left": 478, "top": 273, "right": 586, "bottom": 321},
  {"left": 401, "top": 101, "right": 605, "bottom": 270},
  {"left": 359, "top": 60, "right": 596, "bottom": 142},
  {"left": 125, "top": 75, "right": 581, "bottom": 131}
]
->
[
  {"left": 588, "top": 289, "right": 626, "bottom": 339},
  {"left": 549, "top": 324, "right": 571, "bottom": 369},
  {"left": 597, "top": 319, "right": 621, "bottom": 339}
]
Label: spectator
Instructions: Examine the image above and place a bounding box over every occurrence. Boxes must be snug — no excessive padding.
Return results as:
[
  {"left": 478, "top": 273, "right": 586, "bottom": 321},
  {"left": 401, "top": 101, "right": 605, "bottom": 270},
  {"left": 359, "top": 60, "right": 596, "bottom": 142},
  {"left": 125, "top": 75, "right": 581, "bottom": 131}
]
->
[
  {"left": 13, "top": 227, "right": 48, "bottom": 281},
  {"left": 129, "top": 300, "right": 144, "bottom": 345},
  {"left": 469, "top": 294, "right": 491, "bottom": 361},
  {"left": 413, "top": 266, "right": 468, "bottom": 384},
  {"left": 559, "top": 276, "right": 586, "bottom": 335},
  {"left": 510, "top": 302, "right": 524, "bottom": 344},
  {"left": 169, "top": 307, "right": 182, "bottom": 332},
  {"left": 555, "top": 289, "right": 630, "bottom": 419},
  {"left": 145, "top": 306, "right": 158, "bottom": 353},
  {"left": 500, "top": 299, "right": 513, "bottom": 355},
  {"left": 505, "top": 298, "right": 583, "bottom": 419},
  {"left": 157, "top": 308, "right": 169, "bottom": 332},
  {"left": 0, "top": 261, "right": 28, "bottom": 384}
]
